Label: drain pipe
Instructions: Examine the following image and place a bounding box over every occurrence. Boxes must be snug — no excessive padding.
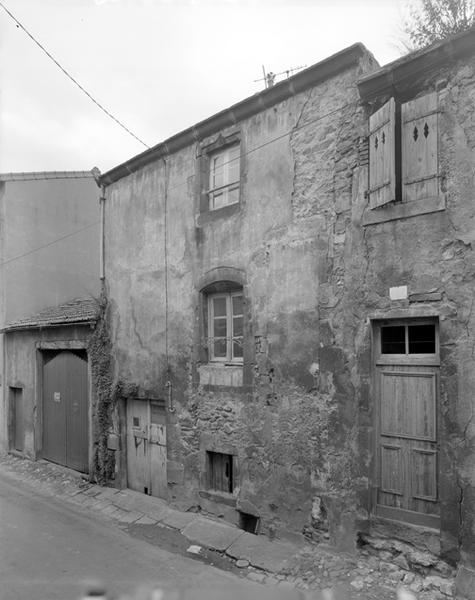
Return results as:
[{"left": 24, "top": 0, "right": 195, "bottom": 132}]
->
[
  {"left": 91, "top": 167, "right": 105, "bottom": 282},
  {"left": 99, "top": 187, "right": 105, "bottom": 281}
]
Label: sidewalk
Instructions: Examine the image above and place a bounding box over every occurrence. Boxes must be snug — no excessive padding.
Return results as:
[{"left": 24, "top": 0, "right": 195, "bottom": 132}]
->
[
  {"left": 0, "top": 453, "right": 456, "bottom": 599},
  {"left": 0, "top": 455, "right": 297, "bottom": 572}
]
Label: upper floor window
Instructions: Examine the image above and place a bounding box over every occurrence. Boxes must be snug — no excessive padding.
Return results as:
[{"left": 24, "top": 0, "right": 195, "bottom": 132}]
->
[
  {"left": 208, "top": 144, "right": 240, "bottom": 211},
  {"left": 369, "top": 92, "right": 440, "bottom": 209},
  {"left": 207, "top": 290, "right": 243, "bottom": 363}
]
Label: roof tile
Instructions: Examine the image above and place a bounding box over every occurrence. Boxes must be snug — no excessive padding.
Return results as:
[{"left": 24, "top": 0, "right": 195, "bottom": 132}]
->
[{"left": 3, "top": 298, "right": 99, "bottom": 332}]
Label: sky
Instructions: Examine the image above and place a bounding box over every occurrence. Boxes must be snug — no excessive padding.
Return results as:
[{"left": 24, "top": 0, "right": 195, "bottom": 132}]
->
[{"left": 0, "top": 0, "right": 411, "bottom": 175}]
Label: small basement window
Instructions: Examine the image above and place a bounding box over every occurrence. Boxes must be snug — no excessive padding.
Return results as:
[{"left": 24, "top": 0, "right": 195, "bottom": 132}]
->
[
  {"left": 381, "top": 323, "right": 436, "bottom": 355},
  {"left": 239, "top": 511, "right": 259, "bottom": 534},
  {"left": 207, "top": 451, "right": 234, "bottom": 493}
]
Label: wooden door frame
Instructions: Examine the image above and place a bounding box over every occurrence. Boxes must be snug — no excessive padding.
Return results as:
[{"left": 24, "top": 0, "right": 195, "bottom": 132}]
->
[
  {"left": 371, "top": 317, "right": 440, "bottom": 529},
  {"left": 36, "top": 341, "right": 92, "bottom": 474}
]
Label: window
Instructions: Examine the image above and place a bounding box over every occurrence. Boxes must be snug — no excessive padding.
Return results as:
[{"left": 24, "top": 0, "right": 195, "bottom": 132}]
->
[
  {"left": 368, "top": 92, "right": 439, "bottom": 209},
  {"left": 207, "top": 290, "right": 243, "bottom": 363},
  {"left": 381, "top": 323, "right": 436, "bottom": 355},
  {"left": 208, "top": 144, "right": 240, "bottom": 210},
  {"left": 207, "top": 451, "right": 234, "bottom": 493}
]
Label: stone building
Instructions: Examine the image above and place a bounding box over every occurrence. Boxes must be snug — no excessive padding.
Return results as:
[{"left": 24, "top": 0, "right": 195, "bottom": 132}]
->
[
  {"left": 96, "top": 28, "right": 475, "bottom": 585},
  {"left": 0, "top": 171, "right": 100, "bottom": 470}
]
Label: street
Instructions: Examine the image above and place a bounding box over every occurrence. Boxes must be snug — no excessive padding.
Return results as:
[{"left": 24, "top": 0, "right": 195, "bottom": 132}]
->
[{"left": 0, "top": 471, "right": 258, "bottom": 600}]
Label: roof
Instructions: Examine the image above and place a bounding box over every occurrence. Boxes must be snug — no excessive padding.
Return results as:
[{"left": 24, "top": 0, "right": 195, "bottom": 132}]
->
[
  {"left": 2, "top": 298, "right": 99, "bottom": 333},
  {"left": 99, "top": 43, "right": 374, "bottom": 187},
  {"left": 358, "top": 26, "right": 475, "bottom": 100},
  {"left": 0, "top": 171, "right": 94, "bottom": 182}
]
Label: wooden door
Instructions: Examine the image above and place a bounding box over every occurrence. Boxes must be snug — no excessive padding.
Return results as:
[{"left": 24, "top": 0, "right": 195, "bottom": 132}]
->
[
  {"left": 43, "top": 351, "right": 89, "bottom": 473},
  {"left": 150, "top": 401, "right": 167, "bottom": 498},
  {"left": 374, "top": 321, "right": 439, "bottom": 528},
  {"left": 127, "top": 399, "right": 168, "bottom": 498},
  {"left": 66, "top": 354, "right": 89, "bottom": 472},
  {"left": 127, "top": 398, "right": 150, "bottom": 494}
]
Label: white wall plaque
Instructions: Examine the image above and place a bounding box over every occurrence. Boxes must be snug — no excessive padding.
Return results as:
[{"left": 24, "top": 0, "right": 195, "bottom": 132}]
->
[{"left": 389, "top": 286, "right": 408, "bottom": 300}]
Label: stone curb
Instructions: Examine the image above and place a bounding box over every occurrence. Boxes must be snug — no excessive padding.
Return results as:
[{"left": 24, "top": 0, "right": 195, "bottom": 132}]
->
[
  {"left": 0, "top": 455, "right": 458, "bottom": 598},
  {"left": 69, "top": 481, "right": 300, "bottom": 574}
]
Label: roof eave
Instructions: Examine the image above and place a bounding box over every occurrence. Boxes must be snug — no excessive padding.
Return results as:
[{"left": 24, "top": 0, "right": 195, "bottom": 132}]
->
[
  {"left": 1, "top": 318, "right": 97, "bottom": 334},
  {"left": 358, "top": 26, "right": 475, "bottom": 100},
  {"left": 100, "top": 43, "right": 370, "bottom": 187}
]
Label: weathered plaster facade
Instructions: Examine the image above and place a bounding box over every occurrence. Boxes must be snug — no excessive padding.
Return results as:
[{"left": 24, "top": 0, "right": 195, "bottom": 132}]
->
[{"left": 98, "top": 30, "right": 475, "bottom": 583}]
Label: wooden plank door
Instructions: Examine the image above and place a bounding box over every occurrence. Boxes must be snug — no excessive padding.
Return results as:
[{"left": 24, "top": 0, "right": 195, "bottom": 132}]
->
[
  {"left": 126, "top": 398, "right": 151, "bottom": 494},
  {"left": 150, "top": 401, "right": 167, "bottom": 499},
  {"left": 43, "top": 351, "right": 89, "bottom": 473},
  {"left": 43, "top": 353, "right": 67, "bottom": 467},
  {"left": 65, "top": 353, "right": 89, "bottom": 473},
  {"left": 376, "top": 365, "right": 439, "bottom": 528}
]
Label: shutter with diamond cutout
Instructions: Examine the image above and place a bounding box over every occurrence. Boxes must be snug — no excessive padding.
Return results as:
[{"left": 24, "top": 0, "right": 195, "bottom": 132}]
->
[
  {"left": 369, "top": 97, "right": 396, "bottom": 209},
  {"left": 402, "top": 92, "right": 439, "bottom": 203}
]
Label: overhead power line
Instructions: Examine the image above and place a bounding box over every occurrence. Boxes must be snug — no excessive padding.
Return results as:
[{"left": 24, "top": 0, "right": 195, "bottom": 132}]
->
[
  {"left": 0, "top": 220, "right": 100, "bottom": 268},
  {"left": 0, "top": 1, "right": 150, "bottom": 149},
  {"left": 0, "top": 91, "right": 354, "bottom": 270}
]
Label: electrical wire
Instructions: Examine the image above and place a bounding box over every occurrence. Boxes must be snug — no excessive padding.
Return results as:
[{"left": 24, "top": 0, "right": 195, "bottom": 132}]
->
[
  {"left": 147, "top": 99, "right": 355, "bottom": 198},
  {"left": 0, "top": 1, "right": 150, "bottom": 149},
  {"left": 0, "top": 75, "right": 356, "bottom": 271},
  {"left": 0, "top": 220, "right": 100, "bottom": 267},
  {"left": 0, "top": 100, "right": 355, "bottom": 269}
]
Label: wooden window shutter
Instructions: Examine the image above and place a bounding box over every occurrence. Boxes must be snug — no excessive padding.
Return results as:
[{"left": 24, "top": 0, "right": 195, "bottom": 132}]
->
[
  {"left": 401, "top": 92, "right": 439, "bottom": 203},
  {"left": 369, "top": 98, "right": 396, "bottom": 209}
]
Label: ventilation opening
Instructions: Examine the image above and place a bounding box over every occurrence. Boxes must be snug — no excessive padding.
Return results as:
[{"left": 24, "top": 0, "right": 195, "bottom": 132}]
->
[{"left": 239, "top": 511, "right": 259, "bottom": 534}]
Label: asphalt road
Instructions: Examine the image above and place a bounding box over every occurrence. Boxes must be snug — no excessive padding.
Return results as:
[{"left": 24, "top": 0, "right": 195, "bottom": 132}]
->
[{"left": 0, "top": 471, "right": 259, "bottom": 600}]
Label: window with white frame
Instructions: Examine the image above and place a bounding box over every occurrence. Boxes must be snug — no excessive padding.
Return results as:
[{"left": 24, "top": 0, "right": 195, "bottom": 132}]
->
[
  {"left": 368, "top": 92, "right": 440, "bottom": 209},
  {"left": 207, "top": 290, "right": 243, "bottom": 363},
  {"left": 208, "top": 144, "right": 240, "bottom": 210}
]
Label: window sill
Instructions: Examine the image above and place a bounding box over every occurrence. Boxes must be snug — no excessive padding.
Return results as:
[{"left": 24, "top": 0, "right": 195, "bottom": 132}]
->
[
  {"left": 376, "top": 355, "right": 440, "bottom": 366},
  {"left": 196, "top": 201, "right": 241, "bottom": 227},
  {"left": 362, "top": 195, "right": 445, "bottom": 226},
  {"left": 199, "top": 489, "right": 237, "bottom": 507},
  {"left": 198, "top": 364, "right": 243, "bottom": 387}
]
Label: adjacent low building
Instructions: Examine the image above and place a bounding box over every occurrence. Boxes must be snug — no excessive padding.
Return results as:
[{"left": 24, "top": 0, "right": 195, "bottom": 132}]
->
[
  {"left": 0, "top": 171, "right": 100, "bottom": 470},
  {"left": 2, "top": 299, "right": 99, "bottom": 473}
]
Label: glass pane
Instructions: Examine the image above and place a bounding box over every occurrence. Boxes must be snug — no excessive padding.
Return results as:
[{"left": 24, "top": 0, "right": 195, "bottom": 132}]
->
[
  {"left": 233, "top": 316, "right": 243, "bottom": 337},
  {"left": 233, "top": 339, "right": 243, "bottom": 358},
  {"left": 213, "top": 317, "right": 227, "bottom": 337},
  {"left": 232, "top": 295, "right": 243, "bottom": 315},
  {"left": 408, "top": 324, "right": 435, "bottom": 354},
  {"left": 211, "top": 154, "right": 224, "bottom": 188},
  {"left": 227, "top": 187, "right": 239, "bottom": 205},
  {"left": 381, "top": 326, "right": 406, "bottom": 354},
  {"left": 211, "top": 190, "right": 226, "bottom": 210},
  {"left": 228, "top": 148, "right": 240, "bottom": 182},
  {"left": 229, "top": 145, "right": 240, "bottom": 161},
  {"left": 212, "top": 296, "right": 227, "bottom": 317},
  {"left": 214, "top": 338, "right": 227, "bottom": 358}
]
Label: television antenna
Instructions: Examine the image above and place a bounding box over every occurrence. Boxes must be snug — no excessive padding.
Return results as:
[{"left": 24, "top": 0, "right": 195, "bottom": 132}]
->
[{"left": 255, "top": 64, "right": 307, "bottom": 89}]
